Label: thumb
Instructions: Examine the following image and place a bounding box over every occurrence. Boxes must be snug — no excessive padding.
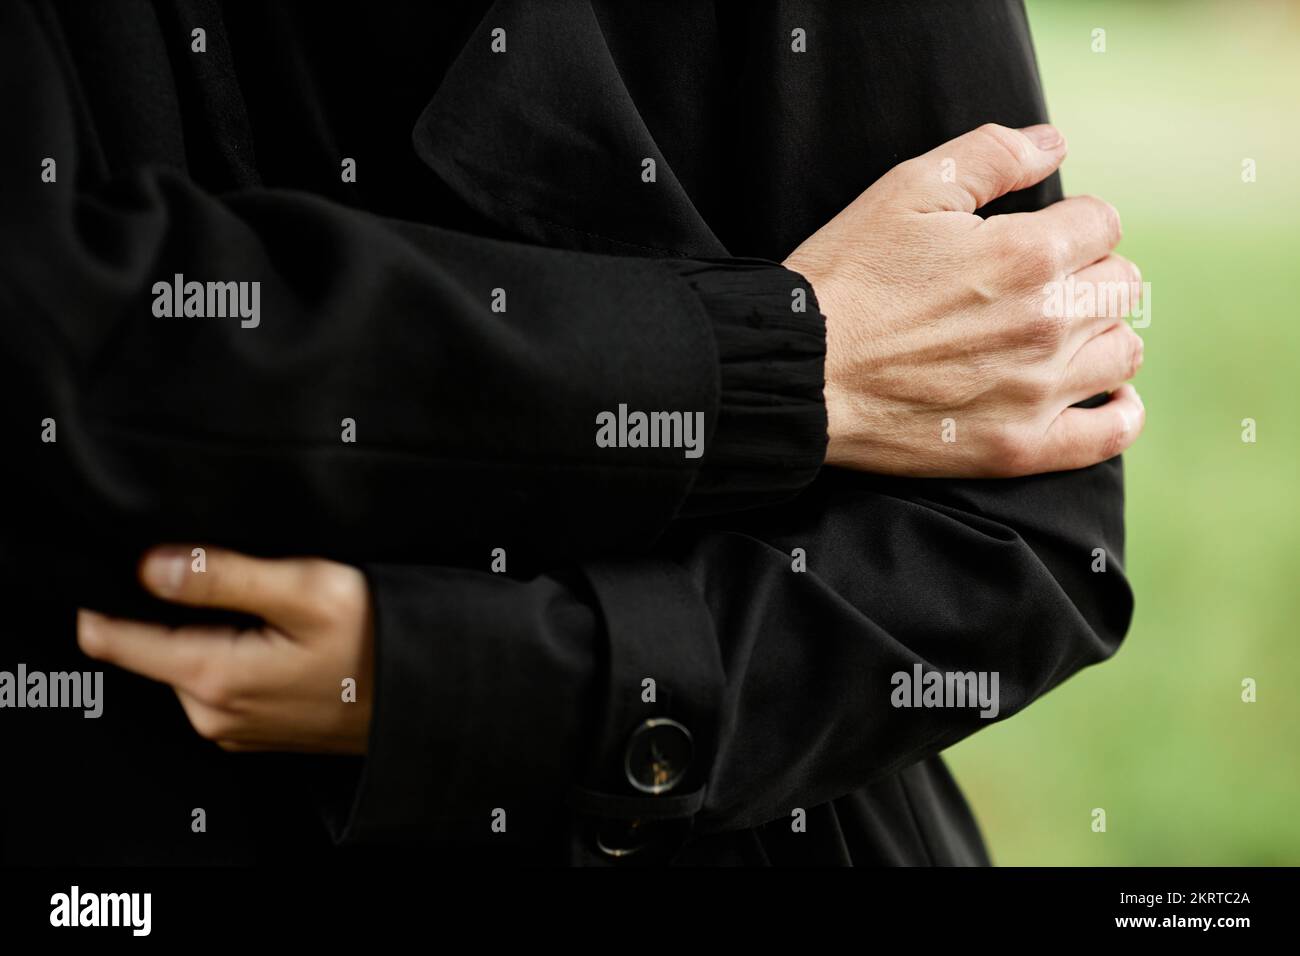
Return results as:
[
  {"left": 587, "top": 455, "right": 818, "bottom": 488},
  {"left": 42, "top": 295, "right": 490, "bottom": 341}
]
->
[
  {"left": 890, "top": 123, "right": 1068, "bottom": 214},
  {"left": 138, "top": 544, "right": 316, "bottom": 629}
]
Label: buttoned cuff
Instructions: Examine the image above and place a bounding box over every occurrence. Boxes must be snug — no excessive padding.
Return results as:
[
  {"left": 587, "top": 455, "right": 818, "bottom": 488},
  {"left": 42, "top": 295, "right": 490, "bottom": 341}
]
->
[
  {"left": 316, "top": 559, "right": 722, "bottom": 859},
  {"left": 566, "top": 559, "right": 723, "bottom": 862},
  {"left": 319, "top": 564, "right": 601, "bottom": 846}
]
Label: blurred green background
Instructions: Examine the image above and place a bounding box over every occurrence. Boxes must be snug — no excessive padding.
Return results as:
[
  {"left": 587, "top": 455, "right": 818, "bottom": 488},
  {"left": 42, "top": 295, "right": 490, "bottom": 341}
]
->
[{"left": 945, "top": 0, "right": 1300, "bottom": 865}]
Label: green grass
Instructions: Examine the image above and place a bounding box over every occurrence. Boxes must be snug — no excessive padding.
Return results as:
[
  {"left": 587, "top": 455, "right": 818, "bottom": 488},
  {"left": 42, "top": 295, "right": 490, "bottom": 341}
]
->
[{"left": 944, "top": 0, "right": 1300, "bottom": 865}]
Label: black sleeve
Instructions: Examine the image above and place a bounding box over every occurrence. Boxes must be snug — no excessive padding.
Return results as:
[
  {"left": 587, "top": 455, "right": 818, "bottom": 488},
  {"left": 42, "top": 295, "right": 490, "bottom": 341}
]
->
[
  {"left": 670, "top": 260, "right": 828, "bottom": 517},
  {"left": 0, "top": 0, "right": 825, "bottom": 607},
  {"left": 327, "top": 457, "right": 1132, "bottom": 843}
]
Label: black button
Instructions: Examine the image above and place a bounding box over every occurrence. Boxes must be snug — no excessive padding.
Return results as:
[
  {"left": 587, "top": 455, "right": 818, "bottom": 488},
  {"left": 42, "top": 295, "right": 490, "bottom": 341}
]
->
[{"left": 624, "top": 718, "right": 693, "bottom": 794}]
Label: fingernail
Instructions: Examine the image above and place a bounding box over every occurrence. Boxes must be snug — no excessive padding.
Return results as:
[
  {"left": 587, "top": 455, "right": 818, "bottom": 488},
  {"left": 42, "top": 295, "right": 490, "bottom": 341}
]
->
[
  {"left": 1018, "top": 124, "right": 1063, "bottom": 150},
  {"left": 143, "top": 547, "right": 189, "bottom": 595}
]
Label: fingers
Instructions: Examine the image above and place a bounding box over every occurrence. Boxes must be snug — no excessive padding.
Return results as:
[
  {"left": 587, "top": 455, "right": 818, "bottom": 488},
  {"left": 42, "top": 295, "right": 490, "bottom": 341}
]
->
[
  {"left": 1061, "top": 322, "right": 1144, "bottom": 404},
  {"left": 1066, "top": 253, "right": 1143, "bottom": 317},
  {"left": 77, "top": 609, "right": 242, "bottom": 695},
  {"left": 892, "top": 123, "right": 1068, "bottom": 214},
  {"left": 996, "top": 195, "right": 1124, "bottom": 274},
  {"left": 1039, "top": 384, "right": 1146, "bottom": 471},
  {"left": 1050, "top": 254, "right": 1144, "bottom": 351},
  {"left": 138, "top": 545, "right": 318, "bottom": 629}
]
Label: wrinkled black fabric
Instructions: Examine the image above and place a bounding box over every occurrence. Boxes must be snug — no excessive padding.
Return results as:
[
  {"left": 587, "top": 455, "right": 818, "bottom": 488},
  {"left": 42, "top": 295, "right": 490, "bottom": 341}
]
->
[
  {"left": 0, "top": 0, "right": 829, "bottom": 625},
  {"left": 0, "top": 0, "right": 1132, "bottom": 867}
]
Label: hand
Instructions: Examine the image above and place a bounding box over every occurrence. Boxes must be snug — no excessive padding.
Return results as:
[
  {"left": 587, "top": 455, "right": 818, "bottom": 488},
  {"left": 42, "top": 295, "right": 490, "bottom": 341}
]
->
[
  {"left": 77, "top": 546, "right": 374, "bottom": 754},
  {"left": 785, "top": 123, "right": 1145, "bottom": 478}
]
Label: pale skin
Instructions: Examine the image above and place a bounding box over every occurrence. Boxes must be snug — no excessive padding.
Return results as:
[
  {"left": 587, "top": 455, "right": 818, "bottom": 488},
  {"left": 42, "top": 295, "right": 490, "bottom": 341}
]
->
[
  {"left": 79, "top": 546, "right": 375, "bottom": 754},
  {"left": 787, "top": 123, "right": 1145, "bottom": 476},
  {"left": 78, "top": 124, "right": 1146, "bottom": 754}
]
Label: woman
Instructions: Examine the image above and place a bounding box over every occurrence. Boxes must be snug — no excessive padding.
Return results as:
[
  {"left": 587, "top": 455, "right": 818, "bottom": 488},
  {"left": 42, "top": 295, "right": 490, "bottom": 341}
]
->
[{"left": 4, "top": 0, "right": 1140, "bottom": 865}]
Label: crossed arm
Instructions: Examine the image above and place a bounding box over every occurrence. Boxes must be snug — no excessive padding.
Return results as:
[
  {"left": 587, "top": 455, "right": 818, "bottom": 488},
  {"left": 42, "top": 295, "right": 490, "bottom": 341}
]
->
[
  {"left": 5, "top": 0, "right": 1140, "bottom": 841},
  {"left": 77, "top": 453, "right": 1131, "bottom": 842}
]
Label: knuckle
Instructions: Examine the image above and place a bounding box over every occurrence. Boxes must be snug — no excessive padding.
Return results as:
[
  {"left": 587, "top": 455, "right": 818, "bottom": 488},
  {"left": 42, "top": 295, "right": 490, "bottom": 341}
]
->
[
  {"left": 976, "top": 123, "right": 1029, "bottom": 169},
  {"left": 1021, "top": 370, "right": 1058, "bottom": 404},
  {"left": 185, "top": 704, "right": 233, "bottom": 742},
  {"left": 1024, "top": 308, "right": 1069, "bottom": 352},
  {"left": 990, "top": 423, "right": 1036, "bottom": 475},
  {"left": 990, "top": 230, "right": 1051, "bottom": 287},
  {"left": 1078, "top": 194, "right": 1121, "bottom": 246},
  {"left": 1041, "top": 235, "right": 1070, "bottom": 275},
  {"left": 298, "top": 561, "right": 365, "bottom": 624},
  {"left": 1004, "top": 230, "right": 1061, "bottom": 281},
  {"left": 190, "top": 660, "right": 234, "bottom": 708},
  {"left": 891, "top": 155, "right": 925, "bottom": 186},
  {"left": 321, "top": 565, "right": 366, "bottom": 619},
  {"left": 297, "top": 563, "right": 337, "bottom": 615},
  {"left": 1099, "top": 414, "right": 1133, "bottom": 461}
]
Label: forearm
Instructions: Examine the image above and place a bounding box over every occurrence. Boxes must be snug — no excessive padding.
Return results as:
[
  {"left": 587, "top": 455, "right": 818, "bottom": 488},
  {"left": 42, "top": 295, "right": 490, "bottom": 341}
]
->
[{"left": 333, "top": 456, "right": 1131, "bottom": 842}]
